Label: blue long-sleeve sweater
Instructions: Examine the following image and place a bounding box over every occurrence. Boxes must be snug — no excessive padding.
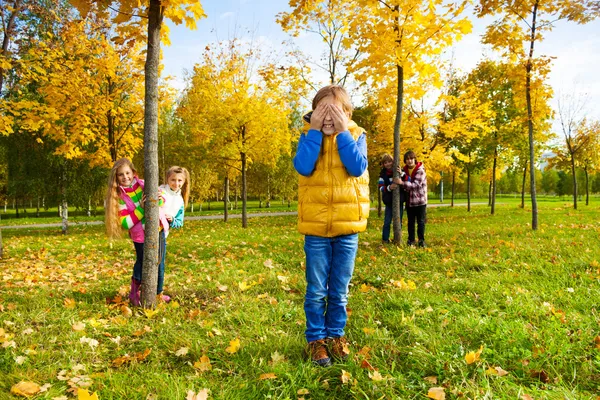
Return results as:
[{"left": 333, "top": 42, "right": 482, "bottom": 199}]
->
[{"left": 293, "top": 129, "right": 368, "bottom": 177}]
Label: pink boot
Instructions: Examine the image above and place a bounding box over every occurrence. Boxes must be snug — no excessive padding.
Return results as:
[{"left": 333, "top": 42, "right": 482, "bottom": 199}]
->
[
  {"left": 129, "top": 278, "right": 141, "bottom": 306},
  {"left": 158, "top": 293, "right": 171, "bottom": 303}
]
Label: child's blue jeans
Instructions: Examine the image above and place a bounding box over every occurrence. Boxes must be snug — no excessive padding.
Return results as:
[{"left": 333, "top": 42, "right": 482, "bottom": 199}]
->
[
  {"left": 132, "top": 230, "right": 166, "bottom": 294},
  {"left": 303, "top": 233, "right": 358, "bottom": 343}
]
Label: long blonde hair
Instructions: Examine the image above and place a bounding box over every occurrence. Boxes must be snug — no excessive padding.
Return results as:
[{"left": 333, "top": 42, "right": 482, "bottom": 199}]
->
[
  {"left": 105, "top": 158, "right": 138, "bottom": 239},
  {"left": 166, "top": 166, "right": 190, "bottom": 207}
]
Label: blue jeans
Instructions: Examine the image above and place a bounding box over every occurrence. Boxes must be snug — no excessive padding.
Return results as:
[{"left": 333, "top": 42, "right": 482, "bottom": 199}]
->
[
  {"left": 303, "top": 234, "right": 358, "bottom": 343},
  {"left": 382, "top": 202, "right": 404, "bottom": 242},
  {"left": 132, "top": 230, "right": 166, "bottom": 294}
]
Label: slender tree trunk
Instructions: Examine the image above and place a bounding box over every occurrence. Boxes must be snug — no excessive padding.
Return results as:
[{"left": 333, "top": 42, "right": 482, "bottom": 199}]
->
[
  {"left": 36, "top": 196, "right": 40, "bottom": 217},
  {"left": 467, "top": 167, "right": 471, "bottom": 212},
  {"left": 440, "top": 171, "right": 444, "bottom": 203},
  {"left": 266, "top": 175, "right": 271, "bottom": 208},
  {"left": 60, "top": 168, "right": 68, "bottom": 234},
  {"left": 491, "top": 149, "right": 497, "bottom": 215},
  {"left": 451, "top": 171, "right": 455, "bottom": 207},
  {"left": 234, "top": 180, "right": 238, "bottom": 210},
  {"left": 241, "top": 126, "right": 248, "bottom": 228},
  {"left": 140, "top": 0, "right": 164, "bottom": 309},
  {"left": 525, "top": 1, "right": 539, "bottom": 229},
  {"left": 521, "top": 161, "right": 527, "bottom": 209},
  {"left": 570, "top": 155, "right": 577, "bottom": 210},
  {"left": 0, "top": 0, "right": 21, "bottom": 94},
  {"left": 488, "top": 179, "right": 492, "bottom": 206},
  {"left": 392, "top": 61, "right": 404, "bottom": 245},
  {"left": 585, "top": 167, "right": 589, "bottom": 206},
  {"left": 0, "top": 213, "right": 3, "bottom": 259},
  {"left": 223, "top": 176, "right": 229, "bottom": 222}
]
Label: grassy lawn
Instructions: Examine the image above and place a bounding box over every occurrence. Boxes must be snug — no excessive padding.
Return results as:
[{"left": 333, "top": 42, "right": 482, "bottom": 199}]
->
[{"left": 0, "top": 200, "right": 599, "bottom": 399}]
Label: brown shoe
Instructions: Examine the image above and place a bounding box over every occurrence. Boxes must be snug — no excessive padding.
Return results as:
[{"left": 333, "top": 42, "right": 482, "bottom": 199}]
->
[
  {"left": 328, "top": 336, "right": 350, "bottom": 361},
  {"left": 306, "top": 339, "right": 332, "bottom": 367}
]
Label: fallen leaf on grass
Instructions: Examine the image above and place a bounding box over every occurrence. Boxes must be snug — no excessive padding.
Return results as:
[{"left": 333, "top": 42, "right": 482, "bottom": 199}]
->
[
  {"left": 121, "top": 305, "right": 132, "bottom": 318},
  {"left": 465, "top": 346, "right": 483, "bottom": 364},
  {"left": 77, "top": 388, "right": 99, "bottom": 400},
  {"left": 133, "top": 326, "right": 152, "bottom": 337},
  {"left": 297, "top": 389, "right": 309, "bottom": 395},
  {"left": 369, "top": 371, "right": 384, "bottom": 381},
  {"left": 193, "top": 355, "right": 211, "bottom": 372},
  {"left": 360, "top": 359, "right": 375, "bottom": 371},
  {"left": 259, "top": 373, "right": 277, "bottom": 380},
  {"left": 64, "top": 298, "right": 76, "bottom": 309},
  {"left": 485, "top": 366, "right": 509, "bottom": 377},
  {"left": 362, "top": 327, "right": 375, "bottom": 335},
  {"left": 270, "top": 351, "right": 286, "bottom": 365},
  {"left": 340, "top": 370, "right": 352, "bottom": 384},
  {"left": 175, "top": 347, "right": 189, "bottom": 357},
  {"left": 594, "top": 336, "right": 600, "bottom": 350},
  {"left": 521, "top": 395, "right": 534, "bottom": 400},
  {"left": 186, "top": 389, "right": 209, "bottom": 400},
  {"left": 11, "top": 381, "right": 41, "bottom": 397},
  {"left": 263, "top": 259, "right": 274, "bottom": 269},
  {"left": 424, "top": 376, "right": 437, "bottom": 384},
  {"left": 427, "top": 387, "right": 445, "bottom": 400},
  {"left": 72, "top": 322, "right": 86, "bottom": 332},
  {"left": 225, "top": 338, "right": 240, "bottom": 354}
]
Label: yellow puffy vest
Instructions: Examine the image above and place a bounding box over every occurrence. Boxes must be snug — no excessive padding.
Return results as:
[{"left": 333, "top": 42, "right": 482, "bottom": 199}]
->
[{"left": 297, "top": 120, "right": 370, "bottom": 237}]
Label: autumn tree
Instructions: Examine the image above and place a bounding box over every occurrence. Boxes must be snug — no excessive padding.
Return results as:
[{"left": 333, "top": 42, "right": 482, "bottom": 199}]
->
[
  {"left": 277, "top": 0, "right": 361, "bottom": 88},
  {"left": 476, "top": 0, "right": 600, "bottom": 228},
  {"left": 345, "top": 0, "right": 471, "bottom": 244},
  {"left": 71, "top": 0, "right": 205, "bottom": 308},
  {"left": 177, "top": 39, "right": 304, "bottom": 228},
  {"left": 556, "top": 92, "right": 593, "bottom": 209}
]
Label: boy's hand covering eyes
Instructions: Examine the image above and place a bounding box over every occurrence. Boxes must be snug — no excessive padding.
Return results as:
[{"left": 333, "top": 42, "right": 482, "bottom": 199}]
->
[
  {"left": 310, "top": 103, "right": 327, "bottom": 131},
  {"left": 329, "top": 104, "right": 348, "bottom": 133}
]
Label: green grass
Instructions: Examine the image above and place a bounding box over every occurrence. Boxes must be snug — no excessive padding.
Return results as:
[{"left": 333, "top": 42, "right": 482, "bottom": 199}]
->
[{"left": 0, "top": 200, "right": 599, "bottom": 399}]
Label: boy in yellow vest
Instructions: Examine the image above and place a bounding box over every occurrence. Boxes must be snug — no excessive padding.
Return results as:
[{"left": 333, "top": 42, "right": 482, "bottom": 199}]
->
[{"left": 293, "top": 85, "right": 369, "bottom": 367}]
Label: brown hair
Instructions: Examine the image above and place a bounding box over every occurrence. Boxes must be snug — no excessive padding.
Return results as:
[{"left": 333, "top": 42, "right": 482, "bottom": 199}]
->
[
  {"left": 166, "top": 166, "right": 190, "bottom": 207},
  {"left": 312, "top": 85, "right": 353, "bottom": 118},
  {"left": 104, "top": 158, "right": 138, "bottom": 239},
  {"left": 404, "top": 150, "right": 417, "bottom": 163},
  {"left": 380, "top": 153, "right": 393, "bottom": 165}
]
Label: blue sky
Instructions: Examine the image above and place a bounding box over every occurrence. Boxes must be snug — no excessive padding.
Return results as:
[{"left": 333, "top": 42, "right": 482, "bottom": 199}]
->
[{"left": 162, "top": 0, "right": 600, "bottom": 130}]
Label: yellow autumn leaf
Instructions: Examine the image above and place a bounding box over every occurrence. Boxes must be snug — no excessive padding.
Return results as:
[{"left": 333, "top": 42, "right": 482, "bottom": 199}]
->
[
  {"left": 465, "top": 345, "right": 484, "bottom": 364},
  {"left": 11, "top": 381, "right": 41, "bottom": 397},
  {"left": 363, "top": 327, "right": 375, "bottom": 335},
  {"left": 64, "top": 298, "right": 76, "bottom": 309},
  {"left": 193, "top": 355, "right": 212, "bottom": 372},
  {"left": 121, "top": 305, "right": 132, "bottom": 318},
  {"left": 369, "top": 370, "right": 384, "bottom": 381},
  {"left": 340, "top": 369, "right": 352, "bottom": 384},
  {"left": 259, "top": 373, "right": 277, "bottom": 380},
  {"left": 78, "top": 388, "right": 99, "bottom": 400},
  {"left": 225, "top": 338, "right": 241, "bottom": 354},
  {"left": 427, "top": 386, "right": 445, "bottom": 400}
]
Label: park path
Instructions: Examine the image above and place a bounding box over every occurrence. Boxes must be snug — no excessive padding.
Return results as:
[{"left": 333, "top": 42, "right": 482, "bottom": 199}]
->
[{"left": 0, "top": 202, "right": 488, "bottom": 230}]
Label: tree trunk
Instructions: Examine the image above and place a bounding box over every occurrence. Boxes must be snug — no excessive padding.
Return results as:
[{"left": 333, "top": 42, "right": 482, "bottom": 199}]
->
[
  {"left": 570, "top": 154, "right": 577, "bottom": 210},
  {"left": 234, "top": 179, "right": 238, "bottom": 210},
  {"left": 439, "top": 171, "right": 444, "bottom": 203},
  {"left": 223, "top": 176, "right": 229, "bottom": 222},
  {"left": 585, "top": 166, "right": 589, "bottom": 206},
  {"left": 0, "top": 0, "right": 21, "bottom": 94},
  {"left": 488, "top": 179, "right": 492, "bottom": 207},
  {"left": 451, "top": 171, "right": 455, "bottom": 207},
  {"left": 241, "top": 127, "right": 248, "bottom": 228},
  {"left": 491, "top": 149, "right": 497, "bottom": 215},
  {"left": 467, "top": 167, "right": 471, "bottom": 212},
  {"left": 521, "top": 161, "right": 527, "bottom": 209},
  {"left": 140, "top": 0, "right": 164, "bottom": 309},
  {"left": 525, "top": 1, "right": 539, "bottom": 230},
  {"left": 392, "top": 61, "right": 404, "bottom": 245},
  {"left": 0, "top": 214, "right": 3, "bottom": 259},
  {"left": 60, "top": 169, "right": 68, "bottom": 234},
  {"left": 87, "top": 196, "right": 91, "bottom": 217},
  {"left": 266, "top": 175, "right": 271, "bottom": 208}
]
